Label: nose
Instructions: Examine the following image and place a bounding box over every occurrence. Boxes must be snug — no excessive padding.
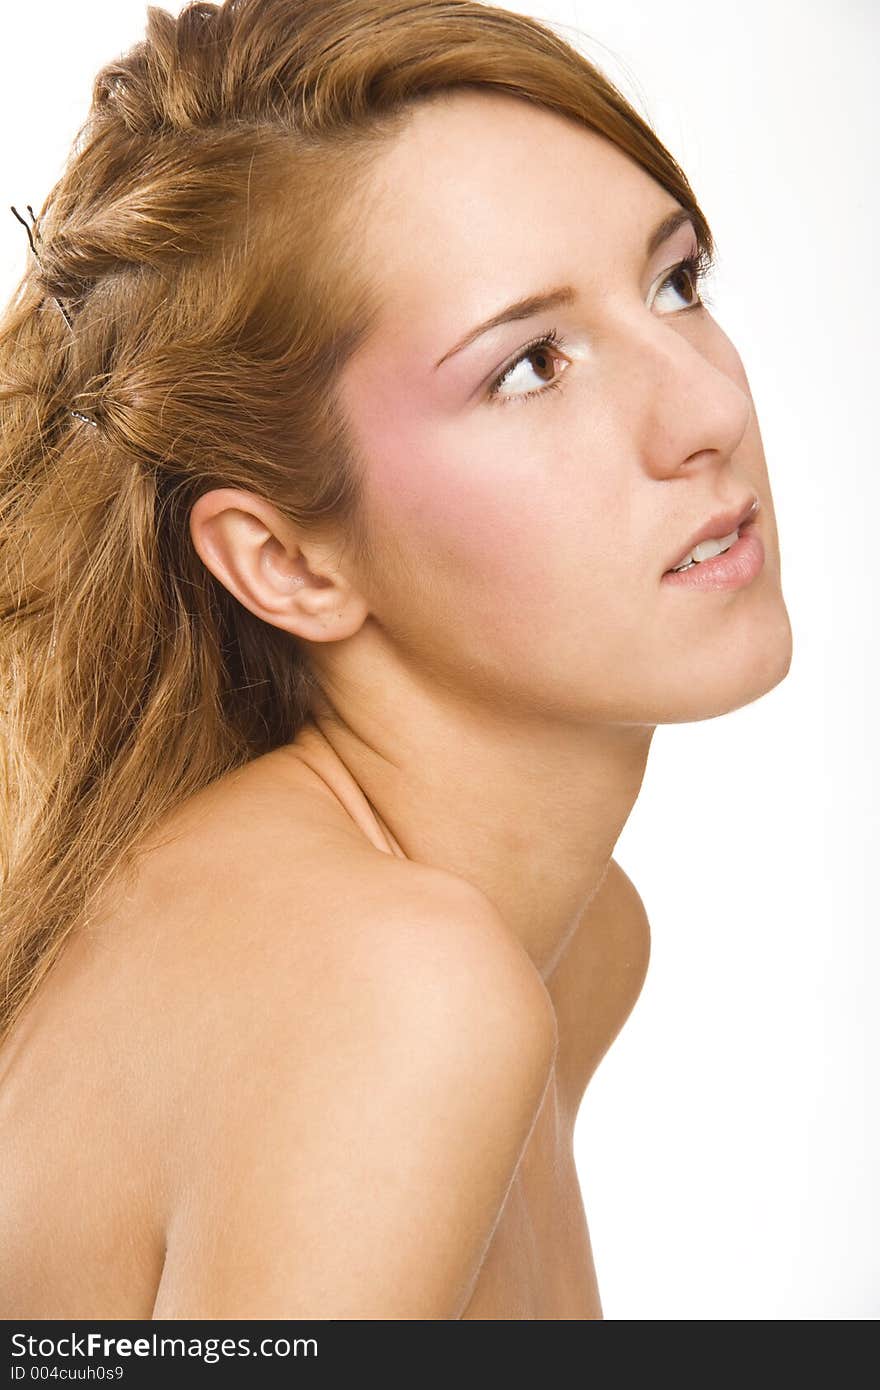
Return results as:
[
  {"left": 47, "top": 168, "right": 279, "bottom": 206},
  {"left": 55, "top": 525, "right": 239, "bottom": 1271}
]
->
[{"left": 628, "top": 318, "right": 752, "bottom": 479}]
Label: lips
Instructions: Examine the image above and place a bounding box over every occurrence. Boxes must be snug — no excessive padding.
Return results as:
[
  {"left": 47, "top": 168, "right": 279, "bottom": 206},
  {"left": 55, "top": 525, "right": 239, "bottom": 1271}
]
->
[{"left": 664, "top": 495, "right": 760, "bottom": 574}]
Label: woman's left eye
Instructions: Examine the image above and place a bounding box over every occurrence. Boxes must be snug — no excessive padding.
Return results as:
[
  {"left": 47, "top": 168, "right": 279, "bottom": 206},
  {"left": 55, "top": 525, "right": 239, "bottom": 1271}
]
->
[
  {"left": 653, "top": 247, "right": 715, "bottom": 314},
  {"left": 487, "top": 327, "right": 570, "bottom": 407}
]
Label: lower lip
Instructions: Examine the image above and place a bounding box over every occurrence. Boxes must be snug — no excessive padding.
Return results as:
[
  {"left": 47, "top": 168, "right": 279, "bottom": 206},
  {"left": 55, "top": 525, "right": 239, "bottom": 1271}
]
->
[{"left": 661, "top": 524, "right": 765, "bottom": 591}]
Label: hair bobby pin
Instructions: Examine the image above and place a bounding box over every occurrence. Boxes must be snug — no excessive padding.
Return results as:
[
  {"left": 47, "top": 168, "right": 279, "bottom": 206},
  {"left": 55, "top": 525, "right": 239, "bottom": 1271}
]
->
[
  {"left": 10, "top": 204, "right": 74, "bottom": 329},
  {"left": 10, "top": 203, "right": 99, "bottom": 429}
]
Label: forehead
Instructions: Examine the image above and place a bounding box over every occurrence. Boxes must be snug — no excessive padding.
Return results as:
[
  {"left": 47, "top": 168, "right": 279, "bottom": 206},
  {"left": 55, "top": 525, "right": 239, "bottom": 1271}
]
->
[{"left": 355, "top": 90, "right": 679, "bottom": 333}]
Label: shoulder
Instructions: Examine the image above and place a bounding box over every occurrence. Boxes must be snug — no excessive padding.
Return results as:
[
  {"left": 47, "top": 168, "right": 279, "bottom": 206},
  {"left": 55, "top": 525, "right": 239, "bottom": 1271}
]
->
[
  {"left": 127, "top": 782, "right": 557, "bottom": 1072},
  {"left": 595, "top": 857, "right": 651, "bottom": 933},
  {"left": 290, "top": 852, "right": 559, "bottom": 1126},
  {"left": 94, "top": 752, "right": 554, "bottom": 1052},
  {"left": 159, "top": 844, "right": 559, "bottom": 1119},
  {"left": 144, "top": 820, "right": 555, "bottom": 1317},
  {"left": 345, "top": 858, "right": 559, "bottom": 1039},
  {"left": 547, "top": 857, "right": 651, "bottom": 1113}
]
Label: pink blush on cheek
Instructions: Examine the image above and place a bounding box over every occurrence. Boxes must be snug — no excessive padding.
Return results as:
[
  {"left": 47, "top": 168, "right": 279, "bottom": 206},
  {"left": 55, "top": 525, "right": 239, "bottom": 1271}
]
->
[
  {"left": 378, "top": 438, "right": 538, "bottom": 587},
  {"left": 341, "top": 350, "right": 544, "bottom": 592}
]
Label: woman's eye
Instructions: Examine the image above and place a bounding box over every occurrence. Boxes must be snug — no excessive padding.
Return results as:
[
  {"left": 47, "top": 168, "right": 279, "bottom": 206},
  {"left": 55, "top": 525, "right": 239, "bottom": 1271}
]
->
[
  {"left": 487, "top": 331, "right": 569, "bottom": 406},
  {"left": 652, "top": 252, "right": 712, "bottom": 314},
  {"left": 485, "top": 252, "right": 712, "bottom": 409}
]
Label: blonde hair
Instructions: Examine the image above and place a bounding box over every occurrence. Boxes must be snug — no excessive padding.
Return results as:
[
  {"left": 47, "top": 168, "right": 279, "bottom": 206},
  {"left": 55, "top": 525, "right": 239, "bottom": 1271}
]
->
[{"left": 0, "top": 0, "right": 714, "bottom": 1046}]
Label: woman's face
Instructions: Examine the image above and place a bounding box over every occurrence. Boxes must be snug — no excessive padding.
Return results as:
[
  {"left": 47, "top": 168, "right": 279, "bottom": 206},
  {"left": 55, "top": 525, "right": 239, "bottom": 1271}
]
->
[{"left": 333, "top": 89, "right": 792, "bottom": 725}]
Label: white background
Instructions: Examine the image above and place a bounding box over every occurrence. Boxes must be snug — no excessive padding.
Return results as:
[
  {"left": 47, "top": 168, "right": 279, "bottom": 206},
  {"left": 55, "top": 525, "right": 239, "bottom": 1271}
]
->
[{"left": 1, "top": 1, "right": 876, "bottom": 1319}]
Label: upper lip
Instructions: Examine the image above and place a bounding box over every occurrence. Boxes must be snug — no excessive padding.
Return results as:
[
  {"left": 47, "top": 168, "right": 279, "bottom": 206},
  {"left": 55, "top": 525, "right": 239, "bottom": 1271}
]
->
[{"left": 665, "top": 494, "right": 760, "bottom": 572}]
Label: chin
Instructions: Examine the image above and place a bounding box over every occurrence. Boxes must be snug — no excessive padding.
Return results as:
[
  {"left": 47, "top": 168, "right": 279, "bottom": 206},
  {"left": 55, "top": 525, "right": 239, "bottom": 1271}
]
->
[{"left": 660, "top": 606, "right": 794, "bottom": 724}]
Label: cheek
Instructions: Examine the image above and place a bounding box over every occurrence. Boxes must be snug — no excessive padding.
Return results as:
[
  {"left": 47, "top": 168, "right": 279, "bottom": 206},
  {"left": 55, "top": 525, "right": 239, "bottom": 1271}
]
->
[
  {"left": 342, "top": 360, "right": 635, "bottom": 663},
  {"left": 370, "top": 433, "right": 640, "bottom": 680},
  {"left": 379, "top": 442, "right": 543, "bottom": 625},
  {"left": 348, "top": 382, "right": 551, "bottom": 606}
]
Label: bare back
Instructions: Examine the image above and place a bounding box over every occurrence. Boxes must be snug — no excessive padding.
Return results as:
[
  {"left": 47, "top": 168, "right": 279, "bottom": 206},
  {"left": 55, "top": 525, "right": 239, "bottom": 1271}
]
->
[{"left": 0, "top": 746, "right": 649, "bottom": 1319}]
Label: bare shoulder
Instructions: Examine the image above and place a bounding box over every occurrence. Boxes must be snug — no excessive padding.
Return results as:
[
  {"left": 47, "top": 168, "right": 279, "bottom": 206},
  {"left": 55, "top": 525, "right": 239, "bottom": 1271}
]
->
[
  {"left": 548, "top": 856, "right": 651, "bottom": 1115},
  {"left": 117, "top": 780, "right": 557, "bottom": 1069},
  {"left": 104, "top": 769, "right": 556, "bottom": 1318},
  {"left": 595, "top": 857, "right": 651, "bottom": 931},
  {"left": 346, "top": 856, "right": 559, "bottom": 1041},
  {"left": 86, "top": 753, "right": 556, "bottom": 1071},
  {"left": 149, "top": 853, "right": 556, "bottom": 1320}
]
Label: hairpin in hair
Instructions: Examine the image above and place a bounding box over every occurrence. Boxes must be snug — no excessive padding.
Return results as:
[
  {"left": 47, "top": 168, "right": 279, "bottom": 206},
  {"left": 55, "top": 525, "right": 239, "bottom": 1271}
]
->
[
  {"left": 10, "top": 204, "right": 73, "bottom": 329},
  {"left": 10, "top": 203, "right": 99, "bottom": 429}
]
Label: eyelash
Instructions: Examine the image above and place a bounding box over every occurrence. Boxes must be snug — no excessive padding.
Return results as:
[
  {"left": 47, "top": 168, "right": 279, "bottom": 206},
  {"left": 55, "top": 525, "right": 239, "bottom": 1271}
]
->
[
  {"left": 486, "top": 247, "right": 716, "bottom": 408},
  {"left": 487, "top": 327, "right": 567, "bottom": 408}
]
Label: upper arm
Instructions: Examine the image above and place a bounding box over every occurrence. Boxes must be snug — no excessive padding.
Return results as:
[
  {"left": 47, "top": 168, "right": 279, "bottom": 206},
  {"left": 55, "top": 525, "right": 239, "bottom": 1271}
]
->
[{"left": 151, "top": 874, "right": 557, "bottom": 1320}]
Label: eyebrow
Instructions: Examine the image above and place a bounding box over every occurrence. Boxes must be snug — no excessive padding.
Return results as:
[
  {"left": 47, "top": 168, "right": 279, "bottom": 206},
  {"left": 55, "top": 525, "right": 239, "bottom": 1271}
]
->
[{"left": 433, "top": 205, "right": 697, "bottom": 370}]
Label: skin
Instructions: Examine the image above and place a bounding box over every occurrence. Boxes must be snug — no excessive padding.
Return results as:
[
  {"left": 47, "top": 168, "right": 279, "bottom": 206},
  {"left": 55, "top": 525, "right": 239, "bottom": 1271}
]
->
[
  {"left": 189, "top": 87, "right": 793, "bottom": 982},
  {"left": 0, "top": 88, "right": 794, "bottom": 1321}
]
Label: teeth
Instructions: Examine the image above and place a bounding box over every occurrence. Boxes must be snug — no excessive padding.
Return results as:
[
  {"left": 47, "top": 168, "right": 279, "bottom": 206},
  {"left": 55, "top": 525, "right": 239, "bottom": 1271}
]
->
[{"left": 671, "top": 528, "right": 739, "bottom": 572}]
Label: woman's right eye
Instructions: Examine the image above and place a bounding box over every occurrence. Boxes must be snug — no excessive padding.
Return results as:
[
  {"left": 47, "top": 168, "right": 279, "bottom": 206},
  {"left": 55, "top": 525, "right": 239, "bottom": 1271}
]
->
[{"left": 487, "top": 328, "right": 570, "bottom": 407}]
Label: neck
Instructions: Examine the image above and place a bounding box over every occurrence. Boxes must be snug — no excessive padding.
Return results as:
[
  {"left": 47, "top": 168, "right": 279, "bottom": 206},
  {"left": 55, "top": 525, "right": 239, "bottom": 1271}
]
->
[{"left": 283, "top": 678, "right": 655, "bottom": 981}]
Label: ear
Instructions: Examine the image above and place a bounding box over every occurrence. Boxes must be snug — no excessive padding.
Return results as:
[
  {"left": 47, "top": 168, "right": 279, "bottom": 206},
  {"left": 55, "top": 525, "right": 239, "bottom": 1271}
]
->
[{"left": 188, "top": 488, "right": 370, "bottom": 642}]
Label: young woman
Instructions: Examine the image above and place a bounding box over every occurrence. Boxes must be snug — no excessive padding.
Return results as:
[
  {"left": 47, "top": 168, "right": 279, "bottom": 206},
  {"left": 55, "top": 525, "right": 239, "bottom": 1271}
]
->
[{"left": 0, "top": 0, "right": 792, "bottom": 1319}]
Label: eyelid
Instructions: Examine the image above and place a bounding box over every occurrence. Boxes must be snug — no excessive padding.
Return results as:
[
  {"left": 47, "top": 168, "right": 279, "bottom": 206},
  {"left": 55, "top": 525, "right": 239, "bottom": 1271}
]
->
[
  {"left": 652, "top": 243, "right": 696, "bottom": 284},
  {"left": 481, "top": 245, "right": 713, "bottom": 404},
  {"left": 651, "top": 246, "right": 715, "bottom": 312},
  {"left": 486, "top": 327, "right": 570, "bottom": 403},
  {"left": 491, "top": 330, "right": 561, "bottom": 385}
]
